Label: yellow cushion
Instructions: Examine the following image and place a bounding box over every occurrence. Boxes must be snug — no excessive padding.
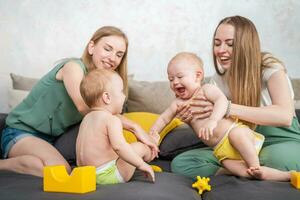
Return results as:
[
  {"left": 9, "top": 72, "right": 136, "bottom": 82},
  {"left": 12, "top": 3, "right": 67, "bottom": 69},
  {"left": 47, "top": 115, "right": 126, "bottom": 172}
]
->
[{"left": 122, "top": 112, "right": 183, "bottom": 145}]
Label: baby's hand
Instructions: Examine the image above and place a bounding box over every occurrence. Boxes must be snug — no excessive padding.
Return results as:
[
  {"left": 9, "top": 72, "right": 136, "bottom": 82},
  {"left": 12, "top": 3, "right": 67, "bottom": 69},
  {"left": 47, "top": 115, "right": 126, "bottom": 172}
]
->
[
  {"left": 138, "top": 163, "right": 155, "bottom": 182},
  {"left": 198, "top": 119, "right": 217, "bottom": 141},
  {"left": 135, "top": 128, "right": 159, "bottom": 159}
]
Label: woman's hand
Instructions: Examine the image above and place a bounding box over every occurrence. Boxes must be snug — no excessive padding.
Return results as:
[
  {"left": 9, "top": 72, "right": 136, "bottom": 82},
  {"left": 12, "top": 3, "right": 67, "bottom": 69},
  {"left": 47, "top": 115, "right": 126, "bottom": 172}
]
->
[
  {"left": 176, "top": 95, "right": 213, "bottom": 123},
  {"left": 176, "top": 103, "right": 193, "bottom": 123},
  {"left": 190, "top": 96, "right": 213, "bottom": 119}
]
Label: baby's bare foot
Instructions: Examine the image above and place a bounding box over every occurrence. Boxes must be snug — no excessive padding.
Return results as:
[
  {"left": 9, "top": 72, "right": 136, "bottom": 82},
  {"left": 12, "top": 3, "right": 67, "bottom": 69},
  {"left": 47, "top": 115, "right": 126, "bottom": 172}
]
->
[
  {"left": 249, "top": 167, "right": 265, "bottom": 180},
  {"left": 249, "top": 166, "right": 291, "bottom": 181},
  {"left": 247, "top": 166, "right": 261, "bottom": 178}
]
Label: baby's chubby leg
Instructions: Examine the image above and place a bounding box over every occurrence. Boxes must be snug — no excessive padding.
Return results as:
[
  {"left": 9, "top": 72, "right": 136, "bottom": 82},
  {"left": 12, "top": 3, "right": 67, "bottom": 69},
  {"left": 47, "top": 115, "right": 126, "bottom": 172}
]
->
[
  {"left": 130, "top": 142, "right": 153, "bottom": 162},
  {"left": 227, "top": 126, "right": 260, "bottom": 169},
  {"left": 213, "top": 119, "right": 260, "bottom": 178},
  {"left": 213, "top": 119, "right": 259, "bottom": 168},
  {"left": 221, "top": 159, "right": 252, "bottom": 178},
  {"left": 116, "top": 142, "right": 152, "bottom": 182}
]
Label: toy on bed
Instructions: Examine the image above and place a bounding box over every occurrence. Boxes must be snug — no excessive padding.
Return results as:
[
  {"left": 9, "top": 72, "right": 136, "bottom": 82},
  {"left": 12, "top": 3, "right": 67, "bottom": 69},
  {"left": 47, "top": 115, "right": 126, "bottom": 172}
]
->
[
  {"left": 43, "top": 165, "right": 96, "bottom": 194},
  {"left": 291, "top": 171, "right": 300, "bottom": 189},
  {"left": 192, "top": 176, "right": 212, "bottom": 195},
  {"left": 151, "top": 165, "right": 163, "bottom": 172}
]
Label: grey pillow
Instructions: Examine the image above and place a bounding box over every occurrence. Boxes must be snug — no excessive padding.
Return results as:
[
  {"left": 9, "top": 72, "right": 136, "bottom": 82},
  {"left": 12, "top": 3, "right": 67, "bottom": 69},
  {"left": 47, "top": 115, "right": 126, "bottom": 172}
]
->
[
  {"left": 53, "top": 122, "right": 207, "bottom": 165},
  {"left": 0, "top": 113, "right": 8, "bottom": 159},
  {"left": 10, "top": 73, "right": 38, "bottom": 91},
  {"left": 159, "top": 124, "right": 206, "bottom": 160},
  {"left": 54, "top": 123, "right": 80, "bottom": 166}
]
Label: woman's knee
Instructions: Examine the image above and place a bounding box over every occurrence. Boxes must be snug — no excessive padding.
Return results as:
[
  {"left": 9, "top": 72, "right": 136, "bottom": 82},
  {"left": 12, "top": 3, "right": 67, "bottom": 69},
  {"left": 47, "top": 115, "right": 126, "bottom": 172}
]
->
[
  {"left": 260, "top": 142, "right": 300, "bottom": 171},
  {"left": 43, "top": 156, "right": 71, "bottom": 172},
  {"left": 14, "top": 155, "right": 45, "bottom": 176},
  {"left": 171, "top": 148, "right": 220, "bottom": 178}
]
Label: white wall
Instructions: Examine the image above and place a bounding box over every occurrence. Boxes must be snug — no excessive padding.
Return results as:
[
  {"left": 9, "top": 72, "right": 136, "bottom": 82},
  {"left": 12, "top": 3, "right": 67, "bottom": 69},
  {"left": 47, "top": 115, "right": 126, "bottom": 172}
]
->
[{"left": 0, "top": 0, "right": 300, "bottom": 112}]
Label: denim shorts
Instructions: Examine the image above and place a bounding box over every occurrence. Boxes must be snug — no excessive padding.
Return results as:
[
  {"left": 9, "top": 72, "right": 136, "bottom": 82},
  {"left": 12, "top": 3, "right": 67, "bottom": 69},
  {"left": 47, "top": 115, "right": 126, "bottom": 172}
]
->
[{"left": 1, "top": 127, "right": 57, "bottom": 158}]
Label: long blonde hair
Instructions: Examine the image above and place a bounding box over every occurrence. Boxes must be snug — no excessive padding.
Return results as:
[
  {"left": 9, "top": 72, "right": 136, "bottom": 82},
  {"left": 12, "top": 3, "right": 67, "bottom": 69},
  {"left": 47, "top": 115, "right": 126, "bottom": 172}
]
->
[
  {"left": 213, "top": 16, "right": 262, "bottom": 129},
  {"left": 82, "top": 26, "right": 129, "bottom": 96}
]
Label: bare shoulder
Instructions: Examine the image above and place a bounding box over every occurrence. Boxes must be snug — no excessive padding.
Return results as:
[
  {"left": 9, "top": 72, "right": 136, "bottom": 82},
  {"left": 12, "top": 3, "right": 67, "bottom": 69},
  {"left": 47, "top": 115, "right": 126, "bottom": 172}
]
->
[
  {"left": 172, "top": 99, "right": 181, "bottom": 107},
  {"left": 56, "top": 60, "right": 84, "bottom": 80},
  {"left": 201, "top": 83, "right": 224, "bottom": 101},
  {"left": 202, "top": 83, "right": 218, "bottom": 91},
  {"left": 171, "top": 98, "right": 184, "bottom": 111},
  {"left": 110, "top": 114, "right": 122, "bottom": 124},
  {"left": 83, "top": 111, "right": 111, "bottom": 124}
]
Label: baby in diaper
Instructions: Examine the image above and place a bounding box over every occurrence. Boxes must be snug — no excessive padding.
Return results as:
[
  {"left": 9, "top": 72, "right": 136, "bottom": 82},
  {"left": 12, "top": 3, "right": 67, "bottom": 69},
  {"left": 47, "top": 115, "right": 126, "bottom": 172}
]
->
[
  {"left": 76, "top": 69, "right": 157, "bottom": 184},
  {"left": 150, "top": 52, "right": 291, "bottom": 181}
]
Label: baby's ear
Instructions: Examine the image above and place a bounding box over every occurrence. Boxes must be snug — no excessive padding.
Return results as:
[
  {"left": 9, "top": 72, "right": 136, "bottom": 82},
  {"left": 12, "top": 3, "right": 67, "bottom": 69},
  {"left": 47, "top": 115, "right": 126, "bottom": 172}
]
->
[
  {"left": 196, "top": 70, "right": 204, "bottom": 81},
  {"left": 102, "top": 92, "right": 111, "bottom": 104}
]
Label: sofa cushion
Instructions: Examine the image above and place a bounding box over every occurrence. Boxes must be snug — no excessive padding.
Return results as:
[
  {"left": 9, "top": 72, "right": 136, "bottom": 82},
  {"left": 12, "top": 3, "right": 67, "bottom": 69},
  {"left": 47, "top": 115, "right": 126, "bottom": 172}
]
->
[
  {"left": 127, "top": 79, "right": 174, "bottom": 114},
  {"left": 8, "top": 88, "right": 29, "bottom": 109},
  {"left": 1, "top": 170, "right": 300, "bottom": 200},
  {"left": 8, "top": 73, "right": 38, "bottom": 110},
  {"left": 204, "top": 175, "right": 300, "bottom": 200},
  {"left": 123, "top": 112, "right": 183, "bottom": 144},
  {"left": 0, "top": 170, "right": 201, "bottom": 200},
  {"left": 159, "top": 124, "right": 206, "bottom": 160},
  {"left": 54, "top": 123, "right": 80, "bottom": 166},
  {"left": 0, "top": 113, "right": 7, "bottom": 158},
  {"left": 10, "top": 73, "right": 38, "bottom": 91},
  {"left": 54, "top": 112, "right": 184, "bottom": 165},
  {"left": 291, "top": 79, "right": 300, "bottom": 109}
]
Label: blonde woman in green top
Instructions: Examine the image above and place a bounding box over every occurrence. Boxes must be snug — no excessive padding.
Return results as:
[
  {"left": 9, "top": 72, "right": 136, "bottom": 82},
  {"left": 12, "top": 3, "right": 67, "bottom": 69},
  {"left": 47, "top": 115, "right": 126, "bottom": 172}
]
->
[{"left": 0, "top": 26, "right": 158, "bottom": 177}]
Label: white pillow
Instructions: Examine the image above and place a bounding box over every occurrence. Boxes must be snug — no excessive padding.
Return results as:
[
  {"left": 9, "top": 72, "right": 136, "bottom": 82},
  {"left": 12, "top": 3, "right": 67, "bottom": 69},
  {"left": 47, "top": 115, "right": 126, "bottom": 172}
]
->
[
  {"left": 8, "top": 88, "right": 29, "bottom": 109},
  {"left": 295, "top": 100, "right": 300, "bottom": 110}
]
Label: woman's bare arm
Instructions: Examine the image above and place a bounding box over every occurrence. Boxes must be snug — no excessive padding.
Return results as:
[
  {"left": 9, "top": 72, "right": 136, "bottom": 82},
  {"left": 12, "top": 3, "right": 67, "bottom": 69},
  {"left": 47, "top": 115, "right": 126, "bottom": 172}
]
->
[
  {"left": 230, "top": 70, "right": 294, "bottom": 126},
  {"left": 60, "top": 61, "right": 90, "bottom": 115}
]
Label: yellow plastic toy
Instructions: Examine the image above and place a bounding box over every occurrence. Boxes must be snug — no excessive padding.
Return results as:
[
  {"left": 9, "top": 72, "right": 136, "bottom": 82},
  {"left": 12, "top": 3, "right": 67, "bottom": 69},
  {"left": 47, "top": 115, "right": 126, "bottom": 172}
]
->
[
  {"left": 192, "top": 176, "right": 212, "bottom": 195},
  {"left": 291, "top": 171, "right": 300, "bottom": 189},
  {"left": 43, "top": 165, "right": 96, "bottom": 194},
  {"left": 151, "top": 165, "right": 163, "bottom": 172}
]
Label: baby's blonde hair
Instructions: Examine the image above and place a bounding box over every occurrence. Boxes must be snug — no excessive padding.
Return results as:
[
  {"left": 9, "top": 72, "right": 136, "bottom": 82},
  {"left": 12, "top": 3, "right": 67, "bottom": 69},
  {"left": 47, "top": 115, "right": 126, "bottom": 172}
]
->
[
  {"left": 80, "top": 69, "right": 118, "bottom": 108},
  {"left": 168, "top": 52, "right": 204, "bottom": 72}
]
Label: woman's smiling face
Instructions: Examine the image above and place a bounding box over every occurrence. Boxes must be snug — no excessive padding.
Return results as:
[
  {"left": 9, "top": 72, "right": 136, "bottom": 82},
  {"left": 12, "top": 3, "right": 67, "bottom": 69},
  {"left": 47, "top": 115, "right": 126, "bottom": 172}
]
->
[
  {"left": 88, "top": 35, "right": 126, "bottom": 70},
  {"left": 213, "top": 24, "right": 235, "bottom": 71}
]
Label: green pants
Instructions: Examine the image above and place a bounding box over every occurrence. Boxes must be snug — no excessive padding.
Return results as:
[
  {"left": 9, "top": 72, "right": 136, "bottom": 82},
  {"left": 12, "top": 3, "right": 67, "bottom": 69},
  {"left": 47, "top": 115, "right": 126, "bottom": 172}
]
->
[{"left": 171, "top": 117, "right": 300, "bottom": 179}]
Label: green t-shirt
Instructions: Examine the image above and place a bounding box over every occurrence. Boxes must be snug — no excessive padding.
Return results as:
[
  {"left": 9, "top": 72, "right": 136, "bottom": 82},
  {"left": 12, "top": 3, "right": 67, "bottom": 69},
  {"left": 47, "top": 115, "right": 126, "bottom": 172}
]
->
[{"left": 6, "top": 58, "right": 87, "bottom": 136}]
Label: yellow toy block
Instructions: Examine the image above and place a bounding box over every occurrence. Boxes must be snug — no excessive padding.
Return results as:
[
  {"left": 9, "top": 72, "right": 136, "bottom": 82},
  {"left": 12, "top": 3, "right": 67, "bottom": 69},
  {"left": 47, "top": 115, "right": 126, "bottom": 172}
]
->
[
  {"left": 43, "top": 165, "right": 96, "bottom": 194},
  {"left": 150, "top": 165, "right": 163, "bottom": 172},
  {"left": 192, "top": 176, "right": 212, "bottom": 195},
  {"left": 291, "top": 171, "right": 300, "bottom": 189}
]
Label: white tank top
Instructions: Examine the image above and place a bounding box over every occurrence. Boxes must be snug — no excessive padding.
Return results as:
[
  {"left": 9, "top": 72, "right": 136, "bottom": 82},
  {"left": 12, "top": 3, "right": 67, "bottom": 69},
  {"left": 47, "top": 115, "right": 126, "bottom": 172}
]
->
[{"left": 210, "top": 58, "right": 294, "bottom": 106}]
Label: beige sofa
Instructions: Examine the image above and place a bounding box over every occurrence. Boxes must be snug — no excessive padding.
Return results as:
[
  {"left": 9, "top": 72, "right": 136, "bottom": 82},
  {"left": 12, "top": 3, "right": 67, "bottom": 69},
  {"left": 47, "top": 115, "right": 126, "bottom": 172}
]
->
[{"left": 5, "top": 73, "right": 300, "bottom": 113}]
